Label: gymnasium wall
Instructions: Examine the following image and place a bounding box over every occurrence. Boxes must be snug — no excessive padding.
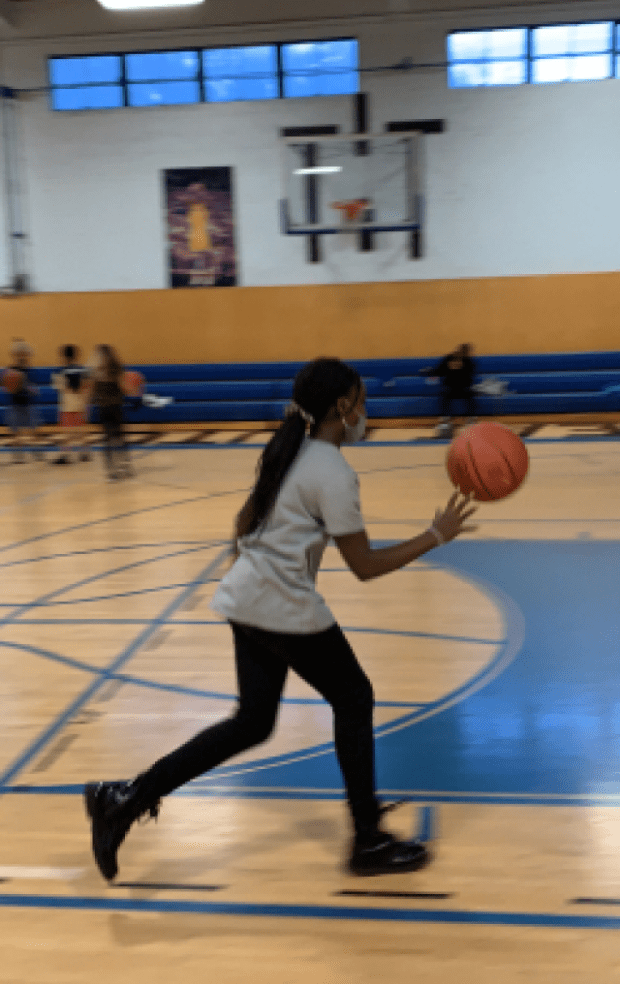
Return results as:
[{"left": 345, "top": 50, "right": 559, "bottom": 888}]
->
[
  {"left": 0, "top": 1, "right": 619, "bottom": 362},
  {"left": 0, "top": 272, "right": 619, "bottom": 365}
]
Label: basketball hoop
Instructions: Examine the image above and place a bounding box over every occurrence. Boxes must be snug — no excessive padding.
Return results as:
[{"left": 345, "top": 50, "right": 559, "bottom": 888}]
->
[{"left": 330, "top": 198, "right": 370, "bottom": 228}]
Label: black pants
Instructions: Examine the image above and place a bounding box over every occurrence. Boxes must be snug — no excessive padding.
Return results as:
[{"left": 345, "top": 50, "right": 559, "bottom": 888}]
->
[
  {"left": 99, "top": 404, "right": 128, "bottom": 473},
  {"left": 133, "top": 621, "right": 380, "bottom": 837},
  {"left": 440, "top": 388, "right": 476, "bottom": 418}
]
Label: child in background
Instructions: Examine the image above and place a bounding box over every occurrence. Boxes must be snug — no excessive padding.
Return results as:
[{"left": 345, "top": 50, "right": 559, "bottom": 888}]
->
[
  {"left": 5, "top": 338, "right": 44, "bottom": 463},
  {"left": 90, "top": 344, "right": 132, "bottom": 481},
  {"left": 51, "top": 345, "right": 90, "bottom": 465}
]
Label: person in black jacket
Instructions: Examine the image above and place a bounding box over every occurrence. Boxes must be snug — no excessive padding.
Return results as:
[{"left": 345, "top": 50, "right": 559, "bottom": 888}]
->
[{"left": 433, "top": 343, "right": 477, "bottom": 436}]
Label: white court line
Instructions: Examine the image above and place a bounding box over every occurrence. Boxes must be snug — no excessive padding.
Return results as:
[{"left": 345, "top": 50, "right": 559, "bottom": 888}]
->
[{"left": 0, "top": 866, "right": 84, "bottom": 881}]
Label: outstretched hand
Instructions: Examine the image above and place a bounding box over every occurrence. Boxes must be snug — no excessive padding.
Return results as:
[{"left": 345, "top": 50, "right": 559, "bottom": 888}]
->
[{"left": 432, "top": 492, "right": 478, "bottom": 543}]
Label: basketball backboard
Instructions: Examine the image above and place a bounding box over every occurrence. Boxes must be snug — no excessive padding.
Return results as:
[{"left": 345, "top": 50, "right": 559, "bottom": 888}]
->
[{"left": 280, "top": 130, "right": 422, "bottom": 236}]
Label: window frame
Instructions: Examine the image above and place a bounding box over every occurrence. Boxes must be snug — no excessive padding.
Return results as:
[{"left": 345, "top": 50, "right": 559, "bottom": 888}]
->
[
  {"left": 279, "top": 36, "right": 360, "bottom": 99},
  {"left": 201, "top": 43, "right": 281, "bottom": 104},
  {"left": 48, "top": 52, "right": 126, "bottom": 110}
]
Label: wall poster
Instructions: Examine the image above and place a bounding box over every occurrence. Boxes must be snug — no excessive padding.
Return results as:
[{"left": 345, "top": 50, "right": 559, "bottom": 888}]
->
[{"left": 164, "top": 167, "right": 237, "bottom": 287}]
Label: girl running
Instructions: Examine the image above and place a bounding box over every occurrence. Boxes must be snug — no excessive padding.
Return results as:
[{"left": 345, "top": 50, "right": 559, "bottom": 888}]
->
[{"left": 85, "top": 357, "right": 475, "bottom": 880}]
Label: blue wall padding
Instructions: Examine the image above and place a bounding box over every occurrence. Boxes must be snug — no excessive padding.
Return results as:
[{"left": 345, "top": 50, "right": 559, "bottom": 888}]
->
[{"left": 3, "top": 352, "right": 619, "bottom": 422}]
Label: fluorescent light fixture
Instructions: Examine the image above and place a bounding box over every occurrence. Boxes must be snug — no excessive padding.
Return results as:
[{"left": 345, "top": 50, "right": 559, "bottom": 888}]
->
[
  {"left": 97, "top": 0, "right": 204, "bottom": 10},
  {"left": 293, "top": 166, "right": 343, "bottom": 175}
]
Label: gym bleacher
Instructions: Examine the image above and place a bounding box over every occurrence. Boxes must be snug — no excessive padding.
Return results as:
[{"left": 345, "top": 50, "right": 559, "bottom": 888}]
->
[{"left": 3, "top": 351, "right": 620, "bottom": 427}]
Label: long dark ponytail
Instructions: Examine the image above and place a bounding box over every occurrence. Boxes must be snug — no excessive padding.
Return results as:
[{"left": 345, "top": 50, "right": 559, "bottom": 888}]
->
[{"left": 235, "top": 357, "right": 361, "bottom": 542}]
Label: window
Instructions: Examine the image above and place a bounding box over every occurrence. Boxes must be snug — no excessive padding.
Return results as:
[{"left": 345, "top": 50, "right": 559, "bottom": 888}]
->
[
  {"left": 281, "top": 39, "right": 359, "bottom": 97},
  {"left": 448, "top": 20, "right": 618, "bottom": 88},
  {"left": 203, "top": 45, "right": 278, "bottom": 102},
  {"left": 447, "top": 29, "right": 528, "bottom": 88},
  {"left": 125, "top": 50, "right": 201, "bottom": 106},
  {"left": 49, "top": 38, "right": 359, "bottom": 110},
  {"left": 49, "top": 55, "right": 123, "bottom": 110},
  {"left": 531, "top": 22, "right": 613, "bottom": 83}
]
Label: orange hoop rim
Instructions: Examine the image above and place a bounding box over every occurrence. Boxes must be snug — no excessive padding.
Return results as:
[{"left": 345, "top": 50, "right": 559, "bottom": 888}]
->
[{"left": 330, "top": 198, "right": 370, "bottom": 222}]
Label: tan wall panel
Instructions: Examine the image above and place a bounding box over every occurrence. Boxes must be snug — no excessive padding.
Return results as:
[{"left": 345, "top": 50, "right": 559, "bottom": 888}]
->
[{"left": 1, "top": 272, "right": 618, "bottom": 365}]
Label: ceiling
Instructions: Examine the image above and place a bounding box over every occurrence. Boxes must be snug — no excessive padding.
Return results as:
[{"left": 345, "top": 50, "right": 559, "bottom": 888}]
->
[{"left": 0, "top": 0, "right": 611, "bottom": 40}]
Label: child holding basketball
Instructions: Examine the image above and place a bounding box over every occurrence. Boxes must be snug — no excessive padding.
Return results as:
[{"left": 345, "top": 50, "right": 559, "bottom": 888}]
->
[
  {"left": 84, "top": 357, "right": 475, "bottom": 881},
  {"left": 51, "top": 345, "right": 91, "bottom": 465}
]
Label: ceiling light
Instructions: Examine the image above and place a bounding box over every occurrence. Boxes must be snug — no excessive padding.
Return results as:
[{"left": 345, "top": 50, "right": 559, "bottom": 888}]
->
[
  {"left": 97, "top": 0, "right": 204, "bottom": 11},
  {"left": 293, "top": 166, "right": 343, "bottom": 175}
]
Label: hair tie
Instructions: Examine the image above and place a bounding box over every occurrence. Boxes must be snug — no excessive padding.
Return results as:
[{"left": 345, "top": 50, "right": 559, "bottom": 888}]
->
[{"left": 285, "top": 401, "right": 315, "bottom": 425}]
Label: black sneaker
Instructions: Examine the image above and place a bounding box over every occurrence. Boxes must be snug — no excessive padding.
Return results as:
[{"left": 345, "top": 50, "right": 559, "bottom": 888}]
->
[
  {"left": 84, "top": 780, "right": 159, "bottom": 881},
  {"left": 79, "top": 452, "right": 91, "bottom": 462},
  {"left": 347, "top": 832, "right": 430, "bottom": 876},
  {"left": 51, "top": 455, "right": 71, "bottom": 465}
]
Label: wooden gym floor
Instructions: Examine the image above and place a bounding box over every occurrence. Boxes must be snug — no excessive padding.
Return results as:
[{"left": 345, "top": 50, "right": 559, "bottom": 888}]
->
[{"left": 0, "top": 422, "right": 619, "bottom": 983}]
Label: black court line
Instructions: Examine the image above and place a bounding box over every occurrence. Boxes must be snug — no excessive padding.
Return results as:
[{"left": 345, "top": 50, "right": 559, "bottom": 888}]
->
[
  {"left": 227, "top": 430, "right": 255, "bottom": 443},
  {"left": 179, "top": 431, "right": 208, "bottom": 444},
  {"left": 337, "top": 890, "right": 453, "bottom": 900},
  {"left": 236, "top": 430, "right": 273, "bottom": 444},
  {"left": 570, "top": 898, "right": 620, "bottom": 906},
  {"left": 115, "top": 882, "right": 226, "bottom": 892},
  {"left": 136, "top": 432, "right": 163, "bottom": 444},
  {"left": 95, "top": 679, "right": 124, "bottom": 703},
  {"left": 194, "top": 430, "right": 222, "bottom": 442},
  {"left": 181, "top": 593, "right": 203, "bottom": 611},
  {"left": 144, "top": 629, "right": 171, "bottom": 651},
  {"left": 32, "top": 734, "right": 77, "bottom": 774}
]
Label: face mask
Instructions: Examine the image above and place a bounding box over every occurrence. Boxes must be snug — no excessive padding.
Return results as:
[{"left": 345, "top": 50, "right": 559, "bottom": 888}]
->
[{"left": 342, "top": 411, "right": 366, "bottom": 444}]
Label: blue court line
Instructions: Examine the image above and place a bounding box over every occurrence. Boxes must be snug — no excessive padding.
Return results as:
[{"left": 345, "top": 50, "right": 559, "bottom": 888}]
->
[
  {"left": 2, "top": 619, "right": 502, "bottom": 648},
  {"left": 0, "top": 540, "right": 208, "bottom": 571},
  {"left": 0, "top": 640, "right": 427, "bottom": 710},
  {"left": 417, "top": 805, "right": 435, "bottom": 842},
  {"left": 0, "top": 541, "right": 226, "bottom": 626},
  {"left": 0, "top": 893, "right": 619, "bottom": 928},
  {"left": 0, "top": 548, "right": 229, "bottom": 790},
  {"left": 4, "top": 785, "right": 620, "bottom": 808},
  {"left": 0, "top": 488, "right": 243, "bottom": 556},
  {"left": 29, "top": 581, "right": 216, "bottom": 608}
]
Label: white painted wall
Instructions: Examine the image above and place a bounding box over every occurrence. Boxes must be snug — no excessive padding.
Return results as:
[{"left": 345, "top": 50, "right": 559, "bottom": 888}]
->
[{"left": 1, "top": 2, "right": 619, "bottom": 291}]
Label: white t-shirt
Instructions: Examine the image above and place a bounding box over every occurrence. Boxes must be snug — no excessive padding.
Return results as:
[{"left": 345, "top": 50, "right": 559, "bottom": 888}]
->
[{"left": 210, "top": 437, "right": 364, "bottom": 634}]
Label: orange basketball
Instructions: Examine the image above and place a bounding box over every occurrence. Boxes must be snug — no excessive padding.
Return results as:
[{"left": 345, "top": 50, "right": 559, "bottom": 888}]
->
[
  {"left": 446, "top": 422, "right": 529, "bottom": 502},
  {"left": 2, "top": 368, "right": 25, "bottom": 394},
  {"left": 122, "top": 370, "right": 145, "bottom": 397}
]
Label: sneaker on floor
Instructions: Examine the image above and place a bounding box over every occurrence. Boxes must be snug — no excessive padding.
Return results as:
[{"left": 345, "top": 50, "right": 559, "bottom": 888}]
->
[
  {"left": 84, "top": 780, "right": 159, "bottom": 881},
  {"left": 78, "top": 452, "right": 91, "bottom": 462},
  {"left": 347, "top": 832, "right": 430, "bottom": 876},
  {"left": 51, "top": 454, "right": 71, "bottom": 465}
]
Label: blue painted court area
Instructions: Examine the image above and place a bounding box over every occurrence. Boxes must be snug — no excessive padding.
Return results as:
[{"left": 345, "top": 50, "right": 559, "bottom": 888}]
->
[{"left": 196, "top": 539, "right": 620, "bottom": 804}]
